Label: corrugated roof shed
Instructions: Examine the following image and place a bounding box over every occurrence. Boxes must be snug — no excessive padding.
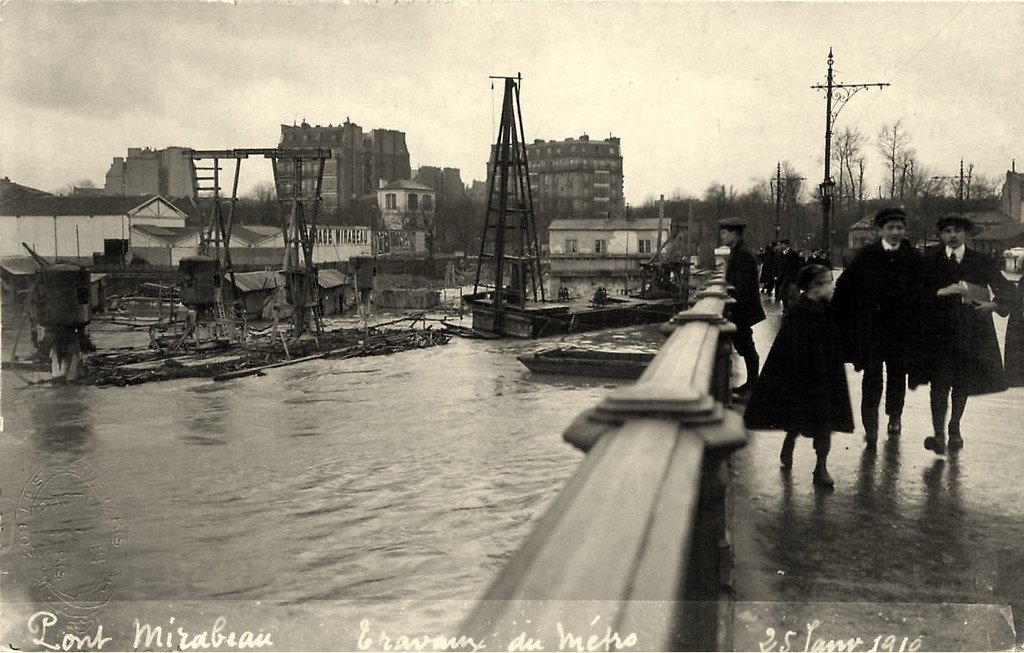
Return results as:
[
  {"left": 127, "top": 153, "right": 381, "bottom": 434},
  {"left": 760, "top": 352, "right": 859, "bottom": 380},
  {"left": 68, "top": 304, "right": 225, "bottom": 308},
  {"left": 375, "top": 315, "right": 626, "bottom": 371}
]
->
[
  {"left": 227, "top": 270, "right": 281, "bottom": 293},
  {"left": 1, "top": 193, "right": 160, "bottom": 217},
  {"left": 132, "top": 225, "right": 203, "bottom": 245},
  {"left": 232, "top": 225, "right": 282, "bottom": 245},
  {"left": 0, "top": 257, "right": 41, "bottom": 275},
  {"left": 317, "top": 268, "right": 348, "bottom": 289}
]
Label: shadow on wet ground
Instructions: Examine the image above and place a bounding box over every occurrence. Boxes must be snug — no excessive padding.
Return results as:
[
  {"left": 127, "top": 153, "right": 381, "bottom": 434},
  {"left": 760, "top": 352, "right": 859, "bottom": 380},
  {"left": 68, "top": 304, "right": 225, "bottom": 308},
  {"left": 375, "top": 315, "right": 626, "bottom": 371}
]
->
[{"left": 730, "top": 296, "right": 1022, "bottom": 650}]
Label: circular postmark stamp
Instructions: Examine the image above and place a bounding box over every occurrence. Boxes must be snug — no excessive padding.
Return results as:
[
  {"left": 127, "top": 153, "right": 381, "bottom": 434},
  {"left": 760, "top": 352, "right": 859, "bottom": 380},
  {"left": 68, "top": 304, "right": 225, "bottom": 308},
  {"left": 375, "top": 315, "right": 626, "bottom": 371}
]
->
[{"left": 15, "top": 458, "right": 128, "bottom": 619}]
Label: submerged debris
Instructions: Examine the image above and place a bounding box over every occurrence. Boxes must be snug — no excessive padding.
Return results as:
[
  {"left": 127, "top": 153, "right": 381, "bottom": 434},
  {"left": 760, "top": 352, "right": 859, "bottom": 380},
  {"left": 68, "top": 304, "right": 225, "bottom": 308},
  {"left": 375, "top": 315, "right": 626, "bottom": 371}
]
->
[{"left": 10, "top": 320, "right": 452, "bottom": 387}]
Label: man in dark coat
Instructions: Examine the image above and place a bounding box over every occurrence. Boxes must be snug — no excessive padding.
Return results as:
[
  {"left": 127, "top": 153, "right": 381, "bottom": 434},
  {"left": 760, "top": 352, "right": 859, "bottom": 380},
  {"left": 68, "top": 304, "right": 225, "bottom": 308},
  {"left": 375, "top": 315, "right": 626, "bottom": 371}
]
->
[
  {"left": 832, "top": 207, "right": 921, "bottom": 445},
  {"left": 719, "top": 217, "right": 767, "bottom": 395},
  {"left": 913, "top": 214, "right": 1015, "bottom": 454},
  {"left": 773, "top": 240, "right": 802, "bottom": 312}
]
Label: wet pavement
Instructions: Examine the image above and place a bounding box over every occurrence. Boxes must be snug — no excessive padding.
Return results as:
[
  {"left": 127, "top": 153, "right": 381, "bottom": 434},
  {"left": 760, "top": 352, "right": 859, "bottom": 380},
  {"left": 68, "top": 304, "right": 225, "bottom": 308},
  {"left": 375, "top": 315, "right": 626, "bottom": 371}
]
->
[{"left": 730, "top": 295, "right": 1023, "bottom": 651}]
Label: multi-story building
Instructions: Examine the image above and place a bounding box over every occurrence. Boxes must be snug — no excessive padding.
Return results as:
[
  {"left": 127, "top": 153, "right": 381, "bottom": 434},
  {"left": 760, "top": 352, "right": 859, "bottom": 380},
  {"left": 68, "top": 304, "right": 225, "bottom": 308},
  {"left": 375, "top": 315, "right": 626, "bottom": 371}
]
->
[
  {"left": 103, "top": 147, "right": 194, "bottom": 198},
  {"left": 413, "top": 166, "right": 466, "bottom": 204},
  {"left": 524, "top": 135, "right": 625, "bottom": 223},
  {"left": 547, "top": 217, "right": 668, "bottom": 298},
  {"left": 276, "top": 120, "right": 411, "bottom": 217},
  {"left": 1002, "top": 169, "right": 1024, "bottom": 223}
]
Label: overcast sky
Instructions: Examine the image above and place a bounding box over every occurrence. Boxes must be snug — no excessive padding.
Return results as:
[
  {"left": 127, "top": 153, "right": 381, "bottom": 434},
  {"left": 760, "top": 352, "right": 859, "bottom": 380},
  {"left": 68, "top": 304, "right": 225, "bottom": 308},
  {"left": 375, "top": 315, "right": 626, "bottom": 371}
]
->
[{"left": 1, "top": 1, "right": 1021, "bottom": 205}]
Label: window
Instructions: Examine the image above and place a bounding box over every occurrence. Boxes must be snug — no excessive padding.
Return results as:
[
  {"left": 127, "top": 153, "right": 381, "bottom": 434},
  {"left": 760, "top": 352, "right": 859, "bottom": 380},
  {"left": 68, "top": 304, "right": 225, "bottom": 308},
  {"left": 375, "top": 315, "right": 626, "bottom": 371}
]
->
[
  {"left": 638, "top": 239, "right": 652, "bottom": 254},
  {"left": 565, "top": 238, "right": 578, "bottom": 253},
  {"left": 385, "top": 193, "right": 397, "bottom": 210},
  {"left": 423, "top": 195, "right": 433, "bottom": 211},
  {"left": 594, "top": 239, "right": 607, "bottom": 254},
  {"left": 408, "top": 193, "right": 419, "bottom": 211}
]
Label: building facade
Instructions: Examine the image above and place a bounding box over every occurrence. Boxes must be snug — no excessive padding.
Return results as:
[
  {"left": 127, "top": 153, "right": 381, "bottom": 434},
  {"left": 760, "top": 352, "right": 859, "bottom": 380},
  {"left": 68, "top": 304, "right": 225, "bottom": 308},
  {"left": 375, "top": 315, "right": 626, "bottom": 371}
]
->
[
  {"left": 1002, "top": 170, "right": 1024, "bottom": 223},
  {"left": 375, "top": 180, "right": 434, "bottom": 257},
  {"left": 277, "top": 121, "right": 411, "bottom": 216},
  {"left": 310, "top": 225, "right": 373, "bottom": 264},
  {"left": 1, "top": 188, "right": 188, "bottom": 263},
  {"left": 104, "top": 147, "right": 194, "bottom": 198},
  {"left": 523, "top": 135, "right": 625, "bottom": 222},
  {"left": 547, "top": 217, "right": 668, "bottom": 298},
  {"left": 413, "top": 166, "right": 466, "bottom": 204}
]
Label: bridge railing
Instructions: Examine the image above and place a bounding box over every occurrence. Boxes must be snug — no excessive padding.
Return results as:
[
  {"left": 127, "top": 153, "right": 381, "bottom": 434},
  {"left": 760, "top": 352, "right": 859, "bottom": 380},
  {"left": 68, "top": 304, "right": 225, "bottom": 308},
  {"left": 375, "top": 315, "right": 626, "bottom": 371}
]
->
[{"left": 461, "top": 274, "right": 747, "bottom": 651}]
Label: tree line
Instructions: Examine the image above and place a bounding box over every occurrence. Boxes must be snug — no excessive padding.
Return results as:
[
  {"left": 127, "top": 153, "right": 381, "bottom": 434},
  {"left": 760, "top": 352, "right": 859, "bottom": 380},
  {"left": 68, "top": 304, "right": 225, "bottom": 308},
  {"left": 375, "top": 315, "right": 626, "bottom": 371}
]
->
[{"left": 631, "top": 119, "right": 1004, "bottom": 266}]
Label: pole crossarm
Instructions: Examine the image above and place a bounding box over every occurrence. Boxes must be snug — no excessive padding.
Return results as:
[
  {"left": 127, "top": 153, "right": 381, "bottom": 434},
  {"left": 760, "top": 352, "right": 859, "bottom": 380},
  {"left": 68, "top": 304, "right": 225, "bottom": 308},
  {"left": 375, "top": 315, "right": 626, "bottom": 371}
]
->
[
  {"left": 812, "top": 48, "right": 889, "bottom": 253},
  {"left": 811, "top": 82, "right": 890, "bottom": 126}
]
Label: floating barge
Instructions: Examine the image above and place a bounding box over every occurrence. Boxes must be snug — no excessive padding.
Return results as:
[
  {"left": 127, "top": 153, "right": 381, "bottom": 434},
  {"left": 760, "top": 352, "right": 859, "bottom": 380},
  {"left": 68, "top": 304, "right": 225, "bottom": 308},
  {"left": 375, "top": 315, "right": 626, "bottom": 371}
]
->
[
  {"left": 463, "top": 292, "right": 684, "bottom": 339},
  {"left": 517, "top": 347, "right": 655, "bottom": 379}
]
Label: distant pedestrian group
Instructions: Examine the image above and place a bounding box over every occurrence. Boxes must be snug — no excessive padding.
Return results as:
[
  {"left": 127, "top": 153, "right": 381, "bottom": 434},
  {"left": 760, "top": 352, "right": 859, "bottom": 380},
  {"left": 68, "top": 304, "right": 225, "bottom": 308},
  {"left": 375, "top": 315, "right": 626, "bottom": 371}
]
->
[{"left": 717, "top": 209, "right": 1024, "bottom": 489}]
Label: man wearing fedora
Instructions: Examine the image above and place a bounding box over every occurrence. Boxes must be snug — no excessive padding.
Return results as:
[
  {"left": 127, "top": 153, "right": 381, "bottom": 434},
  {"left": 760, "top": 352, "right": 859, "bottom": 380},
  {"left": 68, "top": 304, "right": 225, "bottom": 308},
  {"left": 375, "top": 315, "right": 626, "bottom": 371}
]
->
[
  {"left": 718, "top": 217, "right": 766, "bottom": 396},
  {"left": 913, "top": 213, "right": 1014, "bottom": 454},
  {"left": 833, "top": 207, "right": 921, "bottom": 445}
]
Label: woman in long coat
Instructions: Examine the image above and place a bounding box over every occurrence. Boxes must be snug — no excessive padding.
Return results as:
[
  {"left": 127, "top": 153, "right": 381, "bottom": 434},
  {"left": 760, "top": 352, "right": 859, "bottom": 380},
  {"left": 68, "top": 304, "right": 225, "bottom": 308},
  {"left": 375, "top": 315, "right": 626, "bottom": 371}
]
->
[
  {"left": 1005, "top": 277, "right": 1024, "bottom": 387},
  {"left": 744, "top": 265, "right": 854, "bottom": 487}
]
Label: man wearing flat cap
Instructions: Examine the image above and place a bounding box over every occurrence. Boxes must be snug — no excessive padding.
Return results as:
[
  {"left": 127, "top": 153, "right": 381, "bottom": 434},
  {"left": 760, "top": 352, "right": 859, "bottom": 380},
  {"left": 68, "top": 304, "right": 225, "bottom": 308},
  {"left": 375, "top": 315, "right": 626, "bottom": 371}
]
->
[
  {"left": 718, "top": 217, "right": 766, "bottom": 396},
  {"left": 833, "top": 206, "right": 921, "bottom": 445},
  {"left": 912, "top": 213, "right": 1014, "bottom": 455}
]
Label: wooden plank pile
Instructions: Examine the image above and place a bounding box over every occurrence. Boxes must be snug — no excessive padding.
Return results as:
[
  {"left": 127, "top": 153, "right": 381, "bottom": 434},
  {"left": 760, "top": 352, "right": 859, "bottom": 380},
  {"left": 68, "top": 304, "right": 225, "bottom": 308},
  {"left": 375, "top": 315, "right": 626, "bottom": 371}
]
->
[{"left": 11, "top": 319, "right": 451, "bottom": 387}]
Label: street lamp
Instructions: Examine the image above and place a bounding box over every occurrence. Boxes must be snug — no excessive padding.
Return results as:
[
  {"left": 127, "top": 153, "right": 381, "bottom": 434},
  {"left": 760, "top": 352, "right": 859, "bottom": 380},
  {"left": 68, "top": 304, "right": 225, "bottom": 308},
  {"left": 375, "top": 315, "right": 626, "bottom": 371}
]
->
[{"left": 818, "top": 179, "right": 836, "bottom": 247}]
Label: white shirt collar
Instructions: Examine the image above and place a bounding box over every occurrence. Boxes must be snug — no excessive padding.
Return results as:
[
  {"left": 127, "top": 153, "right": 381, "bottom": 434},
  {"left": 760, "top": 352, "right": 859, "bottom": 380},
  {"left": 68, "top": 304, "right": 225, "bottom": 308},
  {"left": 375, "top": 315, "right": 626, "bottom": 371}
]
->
[
  {"left": 945, "top": 244, "right": 966, "bottom": 259},
  {"left": 881, "top": 239, "right": 899, "bottom": 251}
]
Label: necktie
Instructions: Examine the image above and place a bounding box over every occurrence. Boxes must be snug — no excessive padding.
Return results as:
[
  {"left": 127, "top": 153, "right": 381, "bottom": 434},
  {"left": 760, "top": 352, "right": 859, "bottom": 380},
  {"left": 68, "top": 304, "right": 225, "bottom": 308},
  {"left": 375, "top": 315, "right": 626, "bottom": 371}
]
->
[{"left": 950, "top": 252, "right": 958, "bottom": 266}]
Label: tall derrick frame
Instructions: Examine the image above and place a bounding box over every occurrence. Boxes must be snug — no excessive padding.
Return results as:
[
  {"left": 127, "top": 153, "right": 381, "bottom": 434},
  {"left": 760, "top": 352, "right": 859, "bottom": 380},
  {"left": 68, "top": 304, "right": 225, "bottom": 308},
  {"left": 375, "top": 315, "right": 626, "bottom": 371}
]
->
[{"left": 473, "top": 75, "right": 545, "bottom": 329}]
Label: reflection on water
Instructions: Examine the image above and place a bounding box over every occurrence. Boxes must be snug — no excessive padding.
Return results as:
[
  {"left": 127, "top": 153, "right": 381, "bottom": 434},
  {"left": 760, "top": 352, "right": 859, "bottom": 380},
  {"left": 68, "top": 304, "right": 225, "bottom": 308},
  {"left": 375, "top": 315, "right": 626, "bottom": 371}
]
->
[{"left": 1, "top": 325, "right": 656, "bottom": 632}]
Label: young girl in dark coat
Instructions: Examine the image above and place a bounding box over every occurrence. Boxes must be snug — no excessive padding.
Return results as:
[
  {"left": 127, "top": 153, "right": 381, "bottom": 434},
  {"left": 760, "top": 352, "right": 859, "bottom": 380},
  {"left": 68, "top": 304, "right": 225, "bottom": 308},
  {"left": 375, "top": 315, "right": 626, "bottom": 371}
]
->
[{"left": 743, "top": 264, "right": 855, "bottom": 487}]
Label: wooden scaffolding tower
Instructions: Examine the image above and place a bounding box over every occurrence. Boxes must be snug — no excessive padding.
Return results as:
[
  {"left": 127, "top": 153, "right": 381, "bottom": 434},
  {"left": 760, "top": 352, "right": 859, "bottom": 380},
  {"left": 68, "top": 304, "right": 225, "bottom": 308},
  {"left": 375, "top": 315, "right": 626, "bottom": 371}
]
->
[{"left": 473, "top": 75, "right": 545, "bottom": 326}]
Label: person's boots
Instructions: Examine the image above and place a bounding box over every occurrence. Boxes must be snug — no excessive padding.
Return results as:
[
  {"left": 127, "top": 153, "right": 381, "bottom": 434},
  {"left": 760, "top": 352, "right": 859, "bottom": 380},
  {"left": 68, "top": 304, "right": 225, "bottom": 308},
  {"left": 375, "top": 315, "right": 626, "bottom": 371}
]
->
[
  {"left": 813, "top": 455, "right": 834, "bottom": 488},
  {"left": 948, "top": 422, "right": 964, "bottom": 451},
  {"left": 733, "top": 354, "right": 760, "bottom": 397},
  {"left": 887, "top": 415, "right": 902, "bottom": 437},
  {"left": 926, "top": 401, "right": 947, "bottom": 455},
  {"left": 924, "top": 432, "right": 947, "bottom": 455},
  {"left": 780, "top": 432, "right": 797, "bottom": 469}
]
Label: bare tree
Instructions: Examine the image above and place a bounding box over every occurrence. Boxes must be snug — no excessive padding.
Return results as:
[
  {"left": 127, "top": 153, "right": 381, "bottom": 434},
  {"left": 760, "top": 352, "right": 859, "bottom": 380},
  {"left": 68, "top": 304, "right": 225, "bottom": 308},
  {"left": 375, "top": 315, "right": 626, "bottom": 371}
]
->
[
  {"left": 703, "top": 183, "right": 738, "bottom": 219},
  {"left": 833, "top": 126, "right": 866, "bottom": 209},
  {"left": 877, "top": 120, "right": 911, "bottom": 199},
  {"left": 898, "top": 149, "right": 918, "bottom": 200}
]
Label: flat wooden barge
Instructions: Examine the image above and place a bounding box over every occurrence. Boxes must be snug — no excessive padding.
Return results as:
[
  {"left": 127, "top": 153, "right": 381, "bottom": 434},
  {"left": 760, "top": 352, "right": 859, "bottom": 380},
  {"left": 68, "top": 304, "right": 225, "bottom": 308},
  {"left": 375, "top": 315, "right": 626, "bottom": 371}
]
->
[
  {"left": 517, "top": 347, "right": 655, "bottom": 379},
  {"left": 463, "top": 293, "right": 683, "bottom": 339}
]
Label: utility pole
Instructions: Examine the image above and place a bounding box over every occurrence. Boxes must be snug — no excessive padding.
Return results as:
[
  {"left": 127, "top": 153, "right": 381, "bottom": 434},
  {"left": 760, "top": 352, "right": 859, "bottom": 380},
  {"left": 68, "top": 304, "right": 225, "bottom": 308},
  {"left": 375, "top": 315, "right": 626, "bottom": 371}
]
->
[
  {"left": 770, "top": 161, "right": 806, "bottom": 241},
  {"left": 932, "top": 158, "right": 970, "bottom": 216},
  {"left": 811, "top": 48, "right": 888, "bottom": 254}
]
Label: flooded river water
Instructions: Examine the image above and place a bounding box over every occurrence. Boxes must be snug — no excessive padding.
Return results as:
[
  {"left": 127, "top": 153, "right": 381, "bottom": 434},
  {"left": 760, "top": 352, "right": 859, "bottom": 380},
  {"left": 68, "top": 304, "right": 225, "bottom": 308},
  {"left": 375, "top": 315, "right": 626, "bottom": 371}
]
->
[{"left": 0, "top": 314, "right": 666, "bottom": 649}]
